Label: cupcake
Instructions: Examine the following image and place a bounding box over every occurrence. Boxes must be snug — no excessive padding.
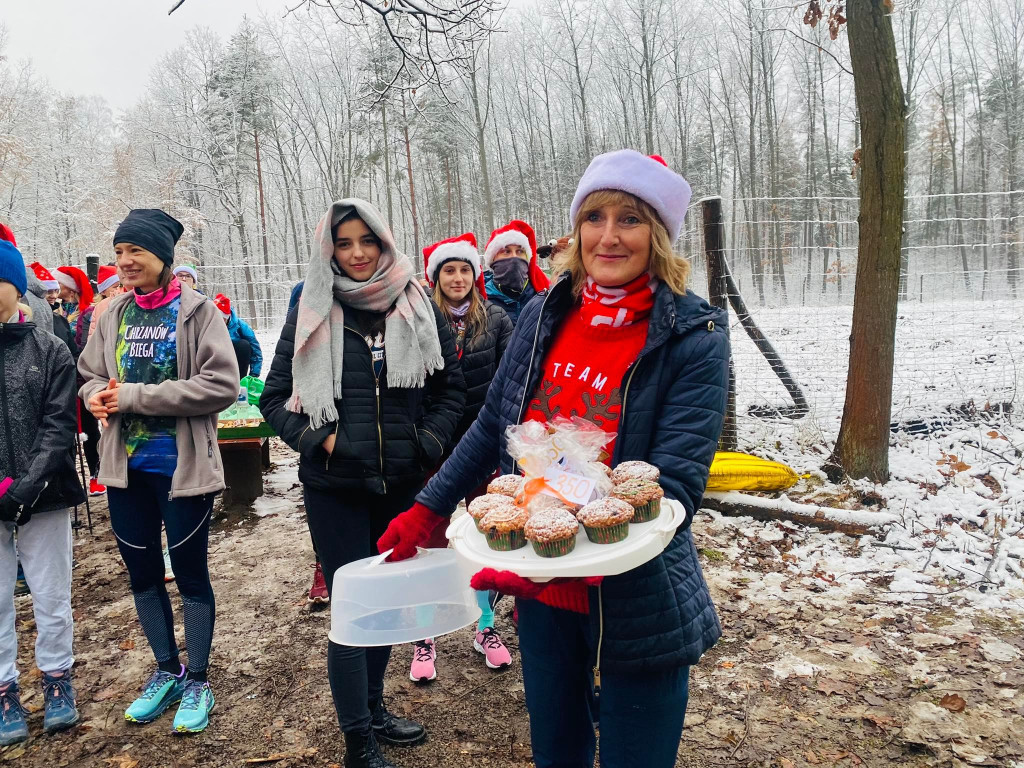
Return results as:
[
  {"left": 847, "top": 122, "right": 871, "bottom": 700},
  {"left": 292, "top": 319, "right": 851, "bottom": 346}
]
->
[
  {"left": 525, "top": 509, "right": 579, "bottom": 557},
  {"left": 576, "top": 498, "right": 634, "bottom": 544},
  {"left": 479, "top": 505, "right": 529, "bottom": 551},
  {"left": 610, "top": 460, "right": 660, "bottom": 485},
  {"left": 610, "top": 478, "right": 665, "bottom": 523},
  {"left": 487, "top": 474, "right": 525, "bottom": 498},
  {"left": 468, "top": 494, "right": 518, "bottom": 532}
]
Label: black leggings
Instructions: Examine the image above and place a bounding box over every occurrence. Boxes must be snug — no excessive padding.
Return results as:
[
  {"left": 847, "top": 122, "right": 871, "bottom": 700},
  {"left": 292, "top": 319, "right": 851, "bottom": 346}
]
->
[
  {"left": 79, "top": 399, "right": 100, "bottom": 477},
  {"left": 108, "top": 471, "right": 216, "bottom": 674},
  {"left": 304, "top": 483, "right": 420, "bottom": 734}
]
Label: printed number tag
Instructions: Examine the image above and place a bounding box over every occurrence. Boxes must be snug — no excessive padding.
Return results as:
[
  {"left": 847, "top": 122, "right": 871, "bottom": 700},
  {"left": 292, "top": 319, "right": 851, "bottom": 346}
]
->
[{"left": 541, "top": 466, "right": 596, "bottom": 506}]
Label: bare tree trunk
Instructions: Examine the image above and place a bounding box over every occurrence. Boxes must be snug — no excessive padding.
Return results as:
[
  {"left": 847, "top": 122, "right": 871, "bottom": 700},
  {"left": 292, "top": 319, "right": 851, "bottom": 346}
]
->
[
  {"left": 829, "top": 0, "right": 907, "bottom": 483},
  {"left": 401, "top": 95, "right": 420, "bottom": 268}
]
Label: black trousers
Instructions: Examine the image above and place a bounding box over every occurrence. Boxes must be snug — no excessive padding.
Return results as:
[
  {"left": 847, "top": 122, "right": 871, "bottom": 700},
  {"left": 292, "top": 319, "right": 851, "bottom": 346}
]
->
[
  {"left": 303, "top": 482, "right": 420, "bottom": 734},
  {"left": 232, "top": 337, "right": 252, "bottom": 379}
]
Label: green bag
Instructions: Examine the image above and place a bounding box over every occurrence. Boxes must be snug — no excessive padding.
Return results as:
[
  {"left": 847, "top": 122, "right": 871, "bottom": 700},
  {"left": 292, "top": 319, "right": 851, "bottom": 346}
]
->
[{"left": 240, "top": 375, "right": 265, "bottom": 406}]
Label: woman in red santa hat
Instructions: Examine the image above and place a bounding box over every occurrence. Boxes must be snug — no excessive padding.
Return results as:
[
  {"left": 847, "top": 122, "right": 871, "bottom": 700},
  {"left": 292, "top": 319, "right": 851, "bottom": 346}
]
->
[
  {"left": 406, "top": 233, "right": 515, "bottom": 684},
  {"left": 481, "top": 220, "right": 550, "bottom": 326}
]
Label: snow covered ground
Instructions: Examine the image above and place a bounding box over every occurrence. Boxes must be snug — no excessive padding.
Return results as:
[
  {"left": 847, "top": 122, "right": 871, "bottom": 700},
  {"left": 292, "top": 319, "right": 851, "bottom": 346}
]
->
[{"left": 251, "top": 297, "right": 1024, "bottom": 606}]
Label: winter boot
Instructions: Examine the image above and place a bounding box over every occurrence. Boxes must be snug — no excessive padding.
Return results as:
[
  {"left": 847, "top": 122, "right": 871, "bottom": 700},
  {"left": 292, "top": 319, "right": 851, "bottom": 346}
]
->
[
  {"left": 370, "top": 697, "right": 425, "bottom": 746},
  {"left": 344, "top": 729, "right": 399, "bottom": 768}
]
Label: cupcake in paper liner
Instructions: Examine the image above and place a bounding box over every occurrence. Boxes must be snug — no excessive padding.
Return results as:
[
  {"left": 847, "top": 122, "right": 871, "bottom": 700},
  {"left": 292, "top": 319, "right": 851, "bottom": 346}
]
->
[
  {"left": 525, "top": 509, "right": 579, "bottom": 557},
  {"left": 487, "top": 474, "right": 525, "bottom": 499},
  {"left": 480, "top": 505, "right": 529, "bottom": 551},
  {"left": 576, "top": 498, "right": 634, "bottom": 543},
  {"left": 468, "top": 494, "right": 518, "bottom": 532},
  {"left": 610, "top": 460, "right": 661, "bottom": 486},
  {"left": 609, "top": 478, "right": 664, "bottom": 523}
]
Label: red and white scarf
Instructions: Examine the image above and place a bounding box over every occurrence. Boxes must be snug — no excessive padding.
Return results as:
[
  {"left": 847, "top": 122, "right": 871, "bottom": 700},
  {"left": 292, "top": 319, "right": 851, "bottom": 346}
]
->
[{"left": 579, "top": 273, "right": 658, "bottom": 328}]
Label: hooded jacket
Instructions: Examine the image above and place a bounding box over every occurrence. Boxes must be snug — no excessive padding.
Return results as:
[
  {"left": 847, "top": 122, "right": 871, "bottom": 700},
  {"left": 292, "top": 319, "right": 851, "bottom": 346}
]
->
[
  {"left": 0, "top": 320, "right": 85, "bottom": 513},
  {"left": 418, "top": 273, "right": 730, "bottom": 672},
  {"left": 23, "top": 270, "right": 54, "bottom": 334},
  {"left": 78, "top": 285, "right": 240, "bottom": 497},
  {"left": 226, "top": 308, "right": 263, "bottom": 377}
]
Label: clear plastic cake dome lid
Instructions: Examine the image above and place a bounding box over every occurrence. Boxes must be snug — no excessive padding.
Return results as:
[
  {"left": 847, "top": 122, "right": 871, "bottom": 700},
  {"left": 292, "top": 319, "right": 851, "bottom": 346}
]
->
[{"left": 329, "top": 547, "right": 481, "bottom": 648}]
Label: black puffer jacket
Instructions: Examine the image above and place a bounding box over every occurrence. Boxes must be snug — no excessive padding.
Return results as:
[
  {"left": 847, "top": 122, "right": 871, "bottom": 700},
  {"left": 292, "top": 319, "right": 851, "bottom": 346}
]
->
[
  {"left": 449, "top": 302, "right": 513, "bottom": 444},
  {"left": 0, "top": 321, "right": 85, "bottom": 514},
  {"left": 261, "top": 301, "right": 466, "bottom": 494}
]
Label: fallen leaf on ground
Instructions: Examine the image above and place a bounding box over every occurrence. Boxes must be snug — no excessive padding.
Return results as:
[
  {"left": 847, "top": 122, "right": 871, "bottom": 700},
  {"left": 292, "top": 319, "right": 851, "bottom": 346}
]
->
[
  {"left": 779, "top": 758, "right": 795, "bottom": 768},
  {"left": 93, "top": 686, "right": 120, "bottom": 702},
  {"left": 817, "top": 677, "right": 856, "bottom": 696},
  {"left": 939, "top": 693, "right": 967, "bottom": 713},
  {"left": 118, "top": 639, "right": 135, "bottom": 651},
  {"left": 805, "top": 749, "right": 820, "bottom": 763},
  {"left": 104, "top": 757, "right": 139, "bottom": 768}
]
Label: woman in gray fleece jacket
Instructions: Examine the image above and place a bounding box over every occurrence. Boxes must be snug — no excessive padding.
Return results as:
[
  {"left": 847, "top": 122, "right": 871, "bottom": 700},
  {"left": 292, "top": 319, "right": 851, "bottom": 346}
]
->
[{"left": 78, "top": 209, "right": 238, "bottom": 735}]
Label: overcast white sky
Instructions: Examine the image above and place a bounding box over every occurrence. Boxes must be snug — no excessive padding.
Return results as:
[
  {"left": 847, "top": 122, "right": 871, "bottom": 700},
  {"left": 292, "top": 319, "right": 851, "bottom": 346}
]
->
[{"left": 2, "top": 0, "right": 290, "bottom": 111}]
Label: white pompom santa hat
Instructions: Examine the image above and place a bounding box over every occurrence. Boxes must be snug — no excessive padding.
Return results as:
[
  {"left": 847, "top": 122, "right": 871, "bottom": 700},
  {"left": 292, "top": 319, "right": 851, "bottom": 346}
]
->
[
  {"left": 423, "top": 233, "right": 487, "bottom": 296},
  {"left": 29, "top": 262, "right": 59, "bottom": 291},
  {"left": 569, "top": 150, "right": 692, "bottom": 242},
  {"left": 97, "top": 265, "right": 120, "bottom": 293},
  {"left": 482, "top": 220, "right": 550, "bottom": 293}
]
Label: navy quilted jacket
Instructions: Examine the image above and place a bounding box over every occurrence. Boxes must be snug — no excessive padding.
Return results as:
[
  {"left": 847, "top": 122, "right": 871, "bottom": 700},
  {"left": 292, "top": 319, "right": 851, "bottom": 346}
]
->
[{"left": 419, "top": 273, "right": 729, "bottom": 671}]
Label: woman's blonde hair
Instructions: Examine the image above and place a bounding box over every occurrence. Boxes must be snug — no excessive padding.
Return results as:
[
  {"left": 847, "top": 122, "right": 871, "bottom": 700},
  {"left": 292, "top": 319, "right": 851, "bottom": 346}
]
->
[
  {"left": 431, "top": 268, "right": 488, "bottom": 337},
  {"left": 554, "top": 189, "right": 690, "bottom": 297}
]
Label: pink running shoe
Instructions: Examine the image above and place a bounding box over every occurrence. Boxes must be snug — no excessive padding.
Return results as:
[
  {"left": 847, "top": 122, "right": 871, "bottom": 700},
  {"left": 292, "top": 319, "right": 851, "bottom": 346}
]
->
[
  {"left": 409, "top": 638, "right": 436, "bottom": 683},
  {"left": 474, "top": 628, "right": 512, "bottom": 669}
]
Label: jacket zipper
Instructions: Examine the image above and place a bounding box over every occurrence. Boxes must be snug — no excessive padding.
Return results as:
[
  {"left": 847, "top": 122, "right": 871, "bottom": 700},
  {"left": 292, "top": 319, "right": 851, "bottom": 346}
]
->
[
  {"left": 325, "top": 421, "right": 339, "bottom": 472},
  {"left": 420, "top": 427, "right": 444, "bottom": 455},
  {"left": 350, "top": 324, "right": 389, "bottom": 494},
  {"left": 375, "top": 376, "right": 386, "bottom": 493},
  {"left": 512, "top": 290, "right": 555, "bottom": 474},
  {"left": 593, "top": 583, "right": 604, "bottom": 693},
  {"left": 0, "top": 345, "right": 16, "bottom": 485}
]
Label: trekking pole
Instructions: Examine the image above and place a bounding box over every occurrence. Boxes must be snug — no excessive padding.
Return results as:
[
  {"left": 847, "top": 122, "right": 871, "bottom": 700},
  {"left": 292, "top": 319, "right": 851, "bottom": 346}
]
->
[{"left": 73, "top": 400, "right": 94, "bottom": 534}]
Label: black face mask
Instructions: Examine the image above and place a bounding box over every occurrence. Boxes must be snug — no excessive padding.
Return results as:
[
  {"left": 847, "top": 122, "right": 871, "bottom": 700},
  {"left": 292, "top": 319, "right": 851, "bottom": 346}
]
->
[{"left": 491, "top": 257, "right": 530, "bottom": 298}]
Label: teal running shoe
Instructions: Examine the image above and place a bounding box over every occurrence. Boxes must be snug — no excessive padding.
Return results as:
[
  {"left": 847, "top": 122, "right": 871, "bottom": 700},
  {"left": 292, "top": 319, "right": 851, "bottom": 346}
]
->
[
  {"left": 172, "top": 679, "right": 214, "bottom": 734},
  {"left": 125, "top": 669, "right": 184, "bottom": 724},
  {"left": 42, "top": 671, "right": 80, "bottom": 732},
  {"left": 0, "top": 683, "right": 28, "bottom": 746}
]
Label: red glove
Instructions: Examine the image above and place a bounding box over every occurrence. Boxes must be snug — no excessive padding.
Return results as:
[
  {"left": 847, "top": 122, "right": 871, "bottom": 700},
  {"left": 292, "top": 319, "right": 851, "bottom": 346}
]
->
[
  {"left": 470, "top": 568, "right": 605, "bottom": 599},
  {"left": 377, "top": 502, "right": 447, "bottom": 561}
]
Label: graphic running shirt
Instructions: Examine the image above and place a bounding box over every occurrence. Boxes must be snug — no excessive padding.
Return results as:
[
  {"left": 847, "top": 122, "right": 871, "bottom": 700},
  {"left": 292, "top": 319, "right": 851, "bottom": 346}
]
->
[{"left": 116, "top": 298, "right": 180, "bottom": 475}]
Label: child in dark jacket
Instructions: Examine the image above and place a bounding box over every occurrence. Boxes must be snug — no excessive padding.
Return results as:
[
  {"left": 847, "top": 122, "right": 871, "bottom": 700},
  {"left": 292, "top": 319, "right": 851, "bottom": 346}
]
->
[{"left": 0, "top": 239, "right": 85, "bottom": 746}]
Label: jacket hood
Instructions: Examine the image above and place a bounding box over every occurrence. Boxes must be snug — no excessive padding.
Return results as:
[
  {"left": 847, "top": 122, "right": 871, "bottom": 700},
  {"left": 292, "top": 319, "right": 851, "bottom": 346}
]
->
[{"left": 0, "top": 320, "right": 36, "bottom": 341}]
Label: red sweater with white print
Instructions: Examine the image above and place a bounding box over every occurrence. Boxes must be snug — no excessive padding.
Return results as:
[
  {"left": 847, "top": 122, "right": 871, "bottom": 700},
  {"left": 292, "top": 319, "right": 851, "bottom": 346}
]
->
[{"left": 521, "top": 274, "right": 656, "bottom": 613}]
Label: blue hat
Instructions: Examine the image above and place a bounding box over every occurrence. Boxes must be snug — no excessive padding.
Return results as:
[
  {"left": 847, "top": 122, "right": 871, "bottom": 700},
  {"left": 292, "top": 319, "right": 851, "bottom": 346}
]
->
[{"left": 0, "top": 241, "right": 27, "bottom": 297}]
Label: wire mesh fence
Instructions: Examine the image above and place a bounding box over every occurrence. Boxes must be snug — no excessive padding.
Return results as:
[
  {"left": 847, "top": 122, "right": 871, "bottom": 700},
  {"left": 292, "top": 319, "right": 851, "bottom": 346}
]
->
[{"left": 682, "top": 192, "right": 1024, "bottom": 452}]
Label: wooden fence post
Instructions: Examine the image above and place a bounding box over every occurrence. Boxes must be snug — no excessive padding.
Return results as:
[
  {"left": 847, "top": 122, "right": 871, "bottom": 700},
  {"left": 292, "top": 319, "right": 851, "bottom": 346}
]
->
[{"left": 702, "top": 196, "right": 738, "bottom": 450}]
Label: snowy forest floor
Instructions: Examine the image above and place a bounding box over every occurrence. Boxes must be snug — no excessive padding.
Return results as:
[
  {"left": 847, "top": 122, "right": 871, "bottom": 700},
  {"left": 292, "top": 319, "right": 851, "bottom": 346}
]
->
[{"left": 5, "top": 435, "right": 1024, "bottom": 768}]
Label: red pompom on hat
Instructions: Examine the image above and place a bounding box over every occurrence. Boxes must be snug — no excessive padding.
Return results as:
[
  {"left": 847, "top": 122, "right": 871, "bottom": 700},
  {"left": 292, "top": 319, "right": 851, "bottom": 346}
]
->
[
  {"left": 29, "top": 262, "right": 59, "bottom": 292},
  {"left": 483, "top": 220, "right": 550, "bottom": 293},
  {"left": 55, "top": 266, "right": 94, "bottom": 308},
  {"left": 214, "top": 293, "right": 231, "bottom": 317},
  {"left": 0, "top": 223, "right": 15, "bottom": 246},
  {"left": 423, "top": 232, "right": 487, "bottom": 297},
  {"left": 97, "top": 265, "right": 120, "bottom": 294}
]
